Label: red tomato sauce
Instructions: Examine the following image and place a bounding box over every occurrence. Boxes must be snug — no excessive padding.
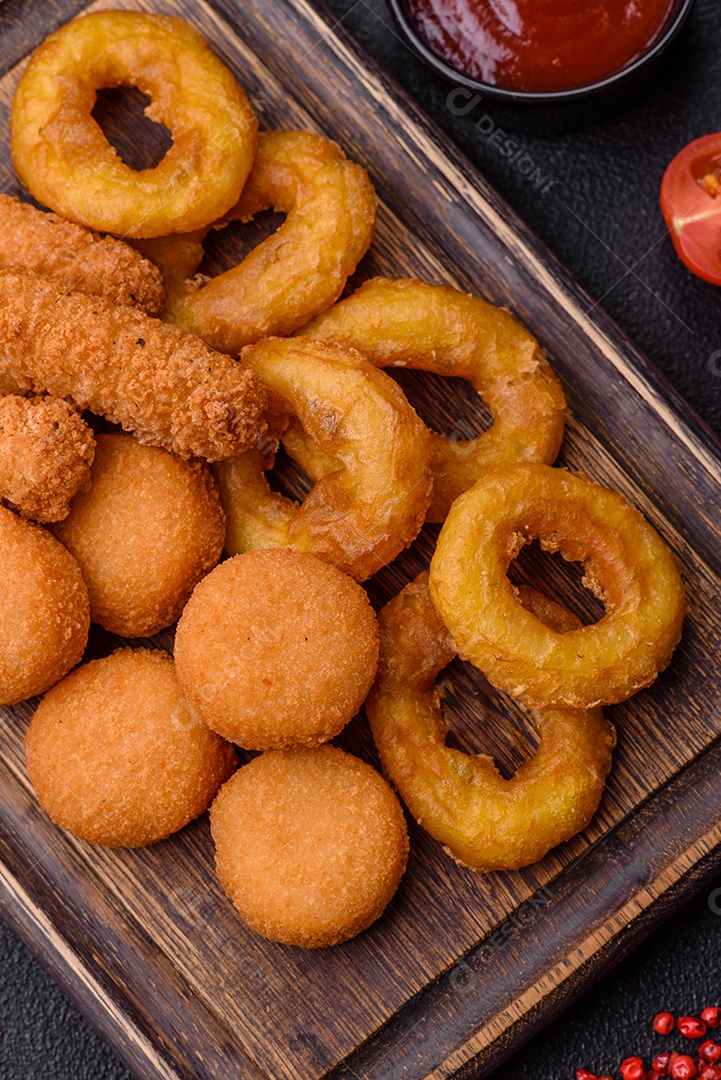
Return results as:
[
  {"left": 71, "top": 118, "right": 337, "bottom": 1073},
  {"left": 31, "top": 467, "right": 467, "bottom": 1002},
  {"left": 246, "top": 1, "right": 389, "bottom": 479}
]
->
[{"left": 405, "top": 0, "right": 674, "bottom": 92}]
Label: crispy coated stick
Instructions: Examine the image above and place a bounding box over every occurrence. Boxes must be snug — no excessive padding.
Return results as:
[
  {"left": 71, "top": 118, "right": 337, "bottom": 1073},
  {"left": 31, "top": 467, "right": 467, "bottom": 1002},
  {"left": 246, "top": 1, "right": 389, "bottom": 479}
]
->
[
  {"left": 0, "top": 394, "right": 95, "bottom": 522},
  {"left": 0, "top": 194, "right": 164, "bottom": 314},
  {"left": 0, "top": 269, "right": 267, "bottom": 461}
]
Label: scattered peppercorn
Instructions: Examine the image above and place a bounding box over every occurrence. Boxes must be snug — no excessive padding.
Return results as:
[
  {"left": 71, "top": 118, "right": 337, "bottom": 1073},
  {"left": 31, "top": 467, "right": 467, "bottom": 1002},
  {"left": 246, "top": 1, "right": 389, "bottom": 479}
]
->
[
  {"left": 574, "top": 1006, "right": 721, "bottom": 1079},
  {"left": 653, "top": 1052, "right": 671, "bottom": 1075},
  {"left": 668, "top": 1053, "right": 698, "bottom": 1079},
  {"left": 621, "top": 1058, "right": 647, "bottom": 1080},
  {"left": 655, "top": 1014, "right": 676, "bottom": 1036},
  {"left": 678, "top": 1019, "right": 707, "bottom": 1040}
]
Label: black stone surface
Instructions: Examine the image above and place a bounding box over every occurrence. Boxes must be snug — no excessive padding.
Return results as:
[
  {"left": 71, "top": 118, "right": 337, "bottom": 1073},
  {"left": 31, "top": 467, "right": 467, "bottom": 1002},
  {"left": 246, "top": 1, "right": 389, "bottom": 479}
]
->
[{"left": 2, "top": 1, "right": 721, "bottom": 1077}]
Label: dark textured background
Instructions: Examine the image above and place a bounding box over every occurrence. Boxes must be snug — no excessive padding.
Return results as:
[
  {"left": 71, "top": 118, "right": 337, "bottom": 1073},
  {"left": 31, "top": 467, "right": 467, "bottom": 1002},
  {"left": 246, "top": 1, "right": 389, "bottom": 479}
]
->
[{"left": 2, "top": 0, "right": 721, "bottom": 1076}]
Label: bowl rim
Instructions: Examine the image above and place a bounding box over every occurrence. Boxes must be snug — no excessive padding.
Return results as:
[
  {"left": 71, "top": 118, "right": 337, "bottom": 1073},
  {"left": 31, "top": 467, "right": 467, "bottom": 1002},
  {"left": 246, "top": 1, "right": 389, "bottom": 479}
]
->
[{"left": 387, "top": 0, "right": 697, "bottom": 105}]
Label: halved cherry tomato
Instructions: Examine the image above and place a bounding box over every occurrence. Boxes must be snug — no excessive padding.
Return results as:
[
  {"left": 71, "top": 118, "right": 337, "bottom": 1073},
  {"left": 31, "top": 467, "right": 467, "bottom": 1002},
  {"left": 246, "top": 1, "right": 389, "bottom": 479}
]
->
[{"left": 660, "top": 132, "right": 721, "bottom": 286}]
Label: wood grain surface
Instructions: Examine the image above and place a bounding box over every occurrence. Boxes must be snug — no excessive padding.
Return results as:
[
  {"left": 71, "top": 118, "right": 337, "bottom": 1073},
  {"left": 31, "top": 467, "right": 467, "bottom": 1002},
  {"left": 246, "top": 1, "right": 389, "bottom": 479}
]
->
[{"left": 0, "top": 0, "right": 720, "bottom": 1077}]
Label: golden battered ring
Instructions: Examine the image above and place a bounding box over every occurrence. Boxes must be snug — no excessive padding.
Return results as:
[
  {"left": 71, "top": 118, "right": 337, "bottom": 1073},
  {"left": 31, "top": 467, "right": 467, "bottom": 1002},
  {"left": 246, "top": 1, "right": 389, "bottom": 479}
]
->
[
  {"left": 366, "top": 572, "right": 616, "bottom": 871},
  {"left": 214, "top": 337, "right": 432, "bottom": 582},
  {"left": 298, "top": 277, "right": 567, "bottom": 521},
  {"left": 429, "top": 463, "right": 687, "bottom": 708},
  {"left": 11, "top": 11, "right": 257, "bottom": 238},
  {"left": 137, "top": 130, "right": 377, "bottom": 352}
]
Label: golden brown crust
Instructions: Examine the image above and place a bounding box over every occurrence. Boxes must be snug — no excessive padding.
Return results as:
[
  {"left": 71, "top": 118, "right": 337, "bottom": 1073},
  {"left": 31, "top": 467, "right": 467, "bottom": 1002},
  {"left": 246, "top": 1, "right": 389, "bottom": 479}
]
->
[
  {"left": 25, "top": 648, "right": 237, "bottom": 848},
  {"left": 0, "top": 194, "right": 164, "bottom": 313},
  {"left": 367, "top": 572, "right": 616, "bottom": 871},
  {"left": 299, "top": 277, "right": 567, "bottom": 521},
  {"left": 11, "top": 11, "right": 257, "bottom": 238},
  {"left": 210, "top": 746, "right": 408, "bottom": 947},
  {"left": 174, "top": 549, "right": 379, "bottom": 749},
  {"left": 51, "top": 434, "right": 226, "bottom": 637},
  {"left": 429, "top": 463, "right": 687, "bottom": 708},
  {"left": 0, "top": 505, "right": 89, "bottom": 705},
  {"left": 214, "top": 337, "right": 432, "bottom": 581},
  {"left": 0, "top": 373, "right": 24, "bottom": 396},
  {"left": 138, "top": 130, "right": 377, "bottom": 352},
  {"left": 0, "top": 268, "right": 267, "bottom": 461},
  {"left": 0, "top": 395, "right": 95, "bottom": 522}
]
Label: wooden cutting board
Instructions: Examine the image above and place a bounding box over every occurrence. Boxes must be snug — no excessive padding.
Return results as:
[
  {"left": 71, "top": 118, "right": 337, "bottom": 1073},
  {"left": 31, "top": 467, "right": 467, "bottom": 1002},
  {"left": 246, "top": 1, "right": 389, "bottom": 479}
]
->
[{"left": 1, "top": 0, "right": 720, "bottom": 1077}]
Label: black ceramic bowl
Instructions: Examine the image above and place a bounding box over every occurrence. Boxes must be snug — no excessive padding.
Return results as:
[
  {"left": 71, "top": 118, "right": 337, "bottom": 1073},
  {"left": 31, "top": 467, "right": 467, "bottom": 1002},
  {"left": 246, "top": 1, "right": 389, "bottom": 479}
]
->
[{"left": 388, "top": 0, "right": 696, "bottom": 106}]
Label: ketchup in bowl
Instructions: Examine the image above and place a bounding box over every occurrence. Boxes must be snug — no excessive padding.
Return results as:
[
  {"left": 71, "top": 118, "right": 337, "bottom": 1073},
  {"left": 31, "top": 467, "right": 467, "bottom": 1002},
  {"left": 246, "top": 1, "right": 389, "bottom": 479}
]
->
[{"left": 405, "top": 0, "right": 675, "bottom": 93}]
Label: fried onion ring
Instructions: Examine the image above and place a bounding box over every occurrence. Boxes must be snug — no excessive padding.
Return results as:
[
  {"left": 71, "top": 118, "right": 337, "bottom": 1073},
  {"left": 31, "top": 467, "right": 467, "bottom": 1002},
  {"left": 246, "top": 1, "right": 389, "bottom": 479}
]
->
[
  {"left": 299, "top": 277, "right": 567, "bottom": 521},
  {"left": 429, "top": 463, "right": 686, "bottom": 708},
  {"left": 137, "top": 130, "right": 377, "bottom": 352},
  {"left": 11, "top": 11, "right": 257, "bottom": 238},
  {"left": 367, "top": 573, "right": 615, "bottom": 871},
  {"left": 214, "top": 337, "right": 432, "bottom": 581}
]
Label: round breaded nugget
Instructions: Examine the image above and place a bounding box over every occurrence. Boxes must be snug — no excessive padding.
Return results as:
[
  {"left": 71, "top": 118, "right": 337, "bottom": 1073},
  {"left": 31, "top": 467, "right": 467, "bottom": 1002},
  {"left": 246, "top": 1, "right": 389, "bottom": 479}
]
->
[
  {"left": 211, "top": 746, "right": 409, "bottom": 947},
  {"left": 0, "top": 506, "right": 89, "bottom": 705},
  {"left": 174, "top": 549, "right": 380, "bottom": 749},
  {"left": 52, "top": 434, "right": 225, "bottom": 638},
  {"left": 25, "top": 649, "right": 236, "bottom": 848}
]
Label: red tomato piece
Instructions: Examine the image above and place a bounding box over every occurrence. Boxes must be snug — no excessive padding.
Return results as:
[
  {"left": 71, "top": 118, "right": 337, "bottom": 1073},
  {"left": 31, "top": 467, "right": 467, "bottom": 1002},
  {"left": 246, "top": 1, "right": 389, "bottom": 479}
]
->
[{"left": 660, "top": 132, "right": 721, "bottom": 286}]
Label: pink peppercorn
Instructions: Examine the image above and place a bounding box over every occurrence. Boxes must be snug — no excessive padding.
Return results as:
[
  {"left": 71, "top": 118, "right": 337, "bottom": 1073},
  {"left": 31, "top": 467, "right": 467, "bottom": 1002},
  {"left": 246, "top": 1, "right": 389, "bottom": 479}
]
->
[
  {"left": 653, "top": 1054, "right": 671, "bottom": 1075},
  {"left": 678, "top": 1018, "right": 707, "bottom": 1040},
  {"left": 668, "top": 1054, "right": 698, "bottom": 1079},
  {"left": 700, "top": 1068, "right": 721, "bottom": 1080},
  {"left": 702, "top": 1010, "right": 721, "bottom": 1031},
  {"left": 576, "top": 1071, "right": 598, "bottom": 1080},
  {"left": 655, "top": 1013, "right": 676, "bottom": 1036},
  {"left": 700, "top": 1043, "right": 721, "bottom": 1065},
  {"left": 621, "top": 1058, "right": 647, "bottom": 1080}
]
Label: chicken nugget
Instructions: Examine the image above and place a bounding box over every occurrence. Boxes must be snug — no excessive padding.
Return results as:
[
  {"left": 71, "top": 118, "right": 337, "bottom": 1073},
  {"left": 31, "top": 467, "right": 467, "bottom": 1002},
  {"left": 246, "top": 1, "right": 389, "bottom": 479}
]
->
[
  {"left": 210, "top": 746, "right": 408, "bottom": 947},
  {"left": 0, "top": 268, "right": 266, "bottom": 461},
  {"left": 0, "top": 505, "right": 89, "bottom": 705},
  {"left": 25, "top": 649, "right": 236, "bottom": 848},
  {"left": 174, "top": 549, "right": 379, "bottom": 749},
  {"left": 52, "top": 434, "right": 225, "bottom": 638},
  {"left": 0, "top": 194, "right": 164, "bottom": 314},
  {"left": 0, "top": 395, "right": 95, "bottom": 522}
]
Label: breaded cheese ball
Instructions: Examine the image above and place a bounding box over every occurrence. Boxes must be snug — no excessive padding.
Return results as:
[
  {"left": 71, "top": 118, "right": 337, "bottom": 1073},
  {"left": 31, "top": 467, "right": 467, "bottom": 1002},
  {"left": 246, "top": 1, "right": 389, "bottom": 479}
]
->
[
  {"left": 25, "top": 649, "right": 236, "bottom": 848},
  {"left": 210, "top": 746, "right": 409, "bottom": 947},
  {"left": 52, "top": 434, "right": 225, "bottom": 637},
  {"left": 174, "top": 549, "right": 379, "bottom": 749},
  {"left": 0, "top": 506, "right": 89, "bottom": 705}
]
